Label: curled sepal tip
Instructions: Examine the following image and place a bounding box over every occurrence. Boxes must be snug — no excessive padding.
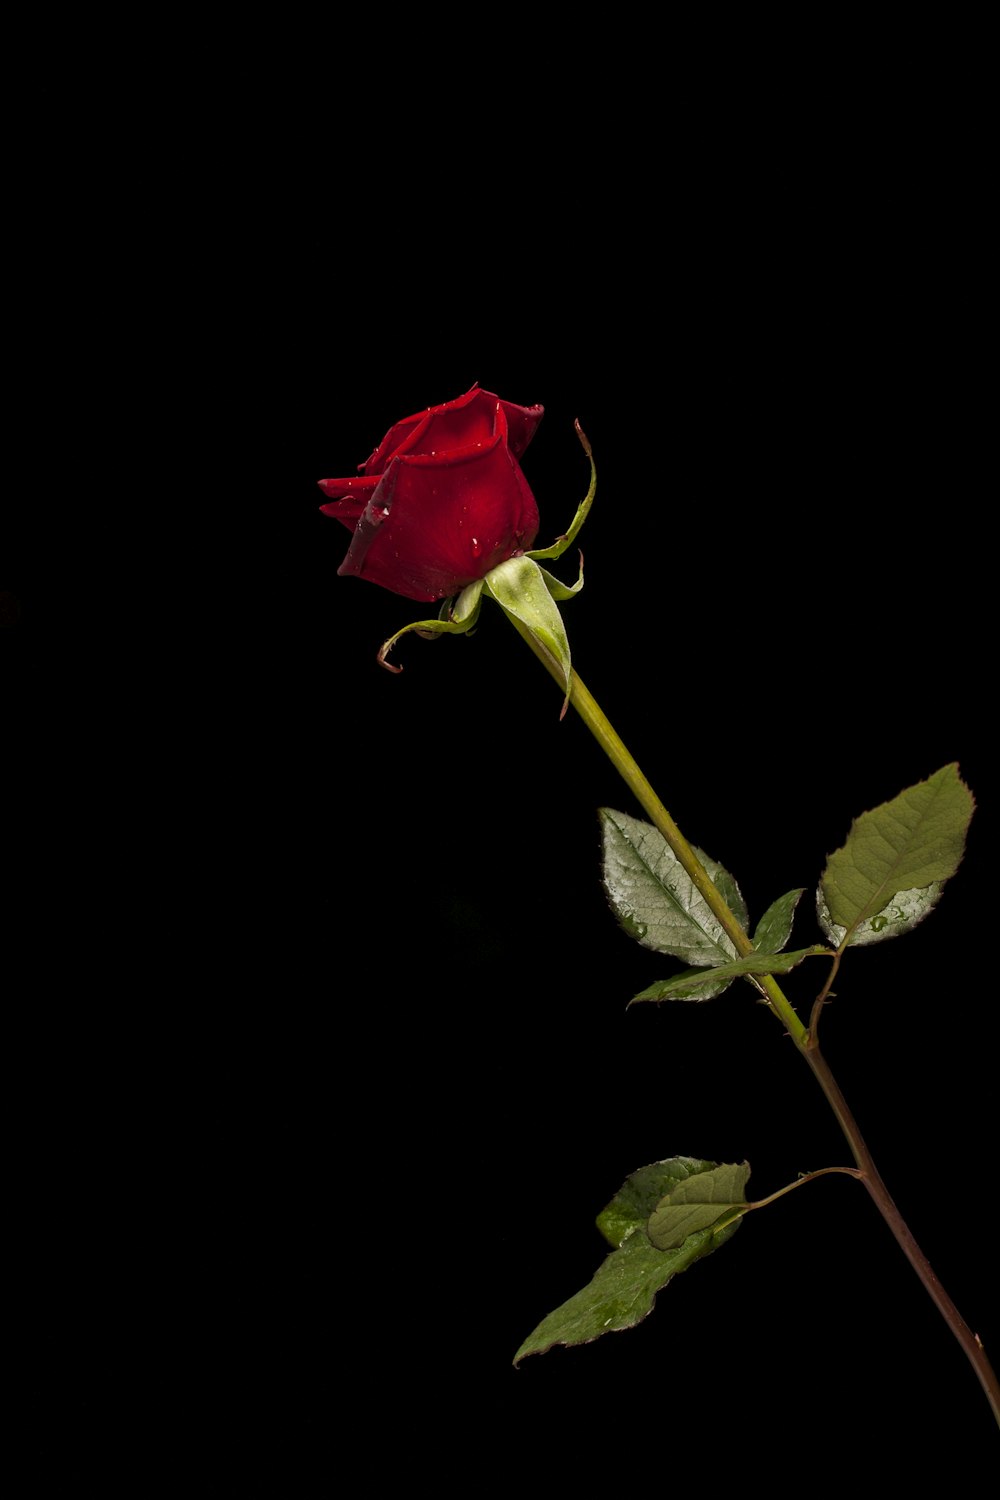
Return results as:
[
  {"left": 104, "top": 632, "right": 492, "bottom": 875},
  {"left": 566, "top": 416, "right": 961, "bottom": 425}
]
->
[
  {"left": 537, "top": 550, "right": 584, "bottom": 602},
  {"left": 526, "top": 420, "right": 596, "bottom": 564},
  {"left": 377, "top": 581, "right": 484, "bottom": 672}
]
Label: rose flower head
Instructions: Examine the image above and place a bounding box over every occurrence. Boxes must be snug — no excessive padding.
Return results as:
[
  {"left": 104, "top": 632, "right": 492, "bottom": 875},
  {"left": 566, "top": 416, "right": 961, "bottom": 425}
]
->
[
  {"left": 319, "top": 385, "right": 544, "bottom": 602},
  {"left": 322, "top": 388, "right": 595, "bottom": 709}
]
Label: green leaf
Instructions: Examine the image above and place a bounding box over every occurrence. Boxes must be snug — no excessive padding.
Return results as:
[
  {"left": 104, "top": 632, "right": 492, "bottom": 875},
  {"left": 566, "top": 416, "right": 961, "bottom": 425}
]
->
[
  {"left": 710, "top": 861, "right": 749, "bottom": 931},
  {"left": 818, "top": 764, "right": 974, "bottom": 947},
  {"left": 817, "top": 882, "right": 944, "bottom": 948},
  {"left": 596, "top": 1156, "right": 720, "bottom": 1247},
  {"left": 629, "top": 947, "right": 830, "bottom": 1003},
  {"left": 632, "top": 969, "right": 736, "bottom": 1004},
  {"left": 647, "top": 1163, "right": 750, "bottom": 1250},
  {"left": 753, "top": 889, "right": 804, "bottom": 954},
  {"left": 514, "top": 1157, "right": 744, "bottom": 1364},
  {"left": 599, "top": 809, "right": 746, "bottom": 969}
]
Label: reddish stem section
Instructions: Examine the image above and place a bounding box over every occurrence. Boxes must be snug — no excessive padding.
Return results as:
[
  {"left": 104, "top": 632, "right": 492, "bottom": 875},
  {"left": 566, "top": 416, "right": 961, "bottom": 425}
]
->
[{"left": 803, "top": 1044, "right": 1000, "bottom": 1426}]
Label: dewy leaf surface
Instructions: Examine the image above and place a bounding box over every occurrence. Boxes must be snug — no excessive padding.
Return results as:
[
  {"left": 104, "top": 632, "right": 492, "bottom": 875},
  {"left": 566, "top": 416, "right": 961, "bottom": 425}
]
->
[
  {"left": 817, "top": 882, "right": 944, "bottom": 948},
  {"left": 646, "top": 1163, "right": 750, "bottom": 1250},
  {"left": 819, "top": 764, "right": 973, "bottom": 944},
  {"left": 514, "top": 1157, "right": 744, "bottom": 1364},
  {"left": 599, "top": 809, "right": 746, "bottom": 968},
  {"left": 596, "top": 1157, "right": 719, "bottom": 1248},
  {"left": 753, "top": 889, "right": 804, "bottom": 954},
  {"left": 630, "top": 968, "right": 735, "bottom": 1003},
  {"left": 629, "top": 947, "right": 829, "bottom": 1003}
]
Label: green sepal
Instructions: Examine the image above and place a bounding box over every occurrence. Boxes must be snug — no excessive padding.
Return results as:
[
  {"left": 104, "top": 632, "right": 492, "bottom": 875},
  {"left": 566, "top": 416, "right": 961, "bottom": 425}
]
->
[
  {"left": 525, "top": 420, "right": 596, "bottom": 563},
  {"left": 377, "top": 581, "right": 484, "bottom": 672},
  {"left": 483, "top": 555, "right": 574, "bottom": 715},
  {"left": 536, "top": 556, "right": 584, "bottom": 601}
]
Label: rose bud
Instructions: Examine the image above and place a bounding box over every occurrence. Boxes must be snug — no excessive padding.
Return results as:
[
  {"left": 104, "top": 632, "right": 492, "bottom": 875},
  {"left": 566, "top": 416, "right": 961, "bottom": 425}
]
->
[{"left": 319, "top": 385, "right": 544, "bottom": 602}]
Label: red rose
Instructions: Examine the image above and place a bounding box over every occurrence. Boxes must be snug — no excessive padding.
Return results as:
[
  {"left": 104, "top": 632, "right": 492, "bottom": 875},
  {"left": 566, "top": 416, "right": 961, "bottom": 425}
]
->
[{"left": 318, "top": 386, "right": 544, "bottom": 601}]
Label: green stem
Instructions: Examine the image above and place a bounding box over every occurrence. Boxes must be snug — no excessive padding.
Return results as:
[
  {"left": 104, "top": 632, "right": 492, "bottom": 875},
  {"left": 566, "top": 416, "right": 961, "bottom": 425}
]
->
[
  {"left": 569, "top": 666, "right": 808, "bottom": 1045},
  {"left": 515, "top": 638, "right": 1000, "bottom": 1428}
]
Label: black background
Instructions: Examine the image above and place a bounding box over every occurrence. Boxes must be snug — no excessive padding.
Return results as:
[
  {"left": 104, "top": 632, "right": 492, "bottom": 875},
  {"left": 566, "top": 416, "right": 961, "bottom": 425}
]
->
[{"left": 15, "top": 51, "right": 996, "bottom": 1485}]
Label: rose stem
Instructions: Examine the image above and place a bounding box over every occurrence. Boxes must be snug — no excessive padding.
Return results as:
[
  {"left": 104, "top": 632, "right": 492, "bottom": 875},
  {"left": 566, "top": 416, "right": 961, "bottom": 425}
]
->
[{"left": 509, "top": 621, "right": 1000, "bottom": 1427}]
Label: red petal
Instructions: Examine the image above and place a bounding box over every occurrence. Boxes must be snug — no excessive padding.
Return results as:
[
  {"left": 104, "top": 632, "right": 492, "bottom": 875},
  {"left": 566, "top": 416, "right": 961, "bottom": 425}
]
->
[
  {"left": 317, "top": 474, "right": 380, "bottom": 530},
  {"left": 336, "top": 441, "right": 540, "bottom": 601},
  {"left": 361, "top": 387, "right": 543, "bottom": 473},
  {"left": 495, "top": 394, "right": 544, "bottom": 459},
  {"left": 362, "top": 386, "right": 484, "bottom": 474}
]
